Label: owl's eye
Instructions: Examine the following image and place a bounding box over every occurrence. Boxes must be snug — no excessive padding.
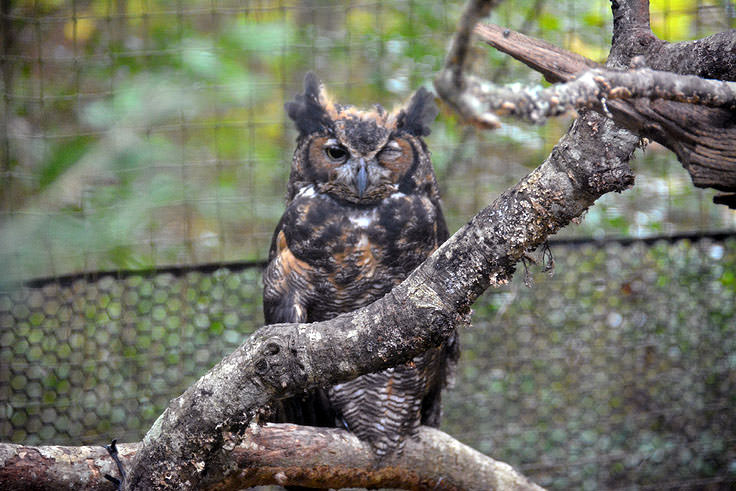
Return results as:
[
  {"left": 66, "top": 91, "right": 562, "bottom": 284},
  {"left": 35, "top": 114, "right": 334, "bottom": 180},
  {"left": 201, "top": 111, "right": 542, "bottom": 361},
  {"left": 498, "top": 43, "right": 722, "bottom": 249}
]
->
[
  {"left": 378, "top": 141, "right": 402, "bottom": 161},
  {"left": 324, "top": 145, "right": 348, "bottom": 162}
]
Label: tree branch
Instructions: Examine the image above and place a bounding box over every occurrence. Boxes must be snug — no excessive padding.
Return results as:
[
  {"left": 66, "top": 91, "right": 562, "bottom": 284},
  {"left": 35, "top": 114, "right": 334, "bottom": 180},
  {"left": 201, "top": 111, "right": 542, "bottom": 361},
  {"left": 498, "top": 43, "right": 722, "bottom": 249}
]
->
[
  {"left": 474, "top": 23, "right": 598, "bottom": 83},
  {"left": 609, "top": 0, "right": 653, "bottom": 60},
  {"left": 442, "top": 0, "right": 505, "bottom": 127},
  {"left": 122, "top": 1, "right": 642, "bottom": 488},
  {"left": 445, "top": 0, "right": 502, "bottom": 88},
  {"left": 437, "top": 67, "right": 736, "bottom": 125},
  {"left": 0, "top": 426, "right": 542, "bottom": 491},
  {"left": 646, "top": 30, "right": 736, "bottom": 82},
  {"left": 468, "top": 21, "right": 736, "bottom": 200},
  {"left": 0, "top": 441, "right": 138, "bottom": 490}
]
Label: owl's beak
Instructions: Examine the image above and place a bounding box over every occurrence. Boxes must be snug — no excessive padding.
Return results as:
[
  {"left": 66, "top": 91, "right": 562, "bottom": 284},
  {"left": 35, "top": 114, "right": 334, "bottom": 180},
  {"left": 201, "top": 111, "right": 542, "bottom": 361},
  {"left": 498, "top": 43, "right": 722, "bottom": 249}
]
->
[{"left": 356, "top": 159, "right": 368, "bottom": 198}]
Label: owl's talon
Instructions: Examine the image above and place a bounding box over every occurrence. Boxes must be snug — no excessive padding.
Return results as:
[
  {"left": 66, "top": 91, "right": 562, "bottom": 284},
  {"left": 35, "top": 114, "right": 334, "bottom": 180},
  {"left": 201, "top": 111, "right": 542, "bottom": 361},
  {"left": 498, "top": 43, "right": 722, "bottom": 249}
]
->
[{"left": 103, "top": 439, "right": 126, "bottom": 490}]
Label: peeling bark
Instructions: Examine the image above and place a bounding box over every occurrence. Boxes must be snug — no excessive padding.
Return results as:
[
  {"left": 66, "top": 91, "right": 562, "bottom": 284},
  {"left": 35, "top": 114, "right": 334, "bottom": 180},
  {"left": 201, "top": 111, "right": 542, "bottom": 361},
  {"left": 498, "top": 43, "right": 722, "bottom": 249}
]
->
[
  {"left": 471, "top": 21, "right": 736, "bottom": 200},
  {"left": 0, "top": 426, "right": 542, "bottom": 491}
]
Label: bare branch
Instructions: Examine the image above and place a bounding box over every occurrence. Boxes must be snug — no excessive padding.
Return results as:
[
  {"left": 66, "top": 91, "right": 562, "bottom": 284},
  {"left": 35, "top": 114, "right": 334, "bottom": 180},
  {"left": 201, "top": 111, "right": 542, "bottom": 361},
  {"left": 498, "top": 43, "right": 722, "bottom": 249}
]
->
[
  {"left": 445, "top": 0, "right": 502, "bottom": 86},
  {"left": 474, "top": 23, "right": 599, "bottom": 83},
  {"left": 469, "top": 23, "right": 736, "bottom": 197},
  {"left": 0, "top": 426, "right": 542, "bottom": 491},
  {"left": 0, "top": 441, "right": 138, "bottom": 490},
  {"left": 610, "top": 0, "right": 652, "bottom": 47},
  {"left": 438, "top": 67, "right": 736, "bottom": 125},
  {"left": 441, "top": 0, "right": 504, "bottom": 127}
]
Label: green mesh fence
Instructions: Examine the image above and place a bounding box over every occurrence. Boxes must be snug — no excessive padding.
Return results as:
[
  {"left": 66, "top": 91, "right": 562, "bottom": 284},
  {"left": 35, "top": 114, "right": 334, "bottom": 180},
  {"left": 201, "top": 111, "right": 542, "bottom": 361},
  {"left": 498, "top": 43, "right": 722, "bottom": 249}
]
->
[
  {"left": 2, "top": 0, "right": 735, "bottom": 284},
  {"left": 443, "top": 236, "right": 736, "bottom": 489},
  {"left": 2, "top": 236, "right": 735, "bottom": 489},
  {"left": 0, "top": 266, "right": 263, "bottom": 445}
]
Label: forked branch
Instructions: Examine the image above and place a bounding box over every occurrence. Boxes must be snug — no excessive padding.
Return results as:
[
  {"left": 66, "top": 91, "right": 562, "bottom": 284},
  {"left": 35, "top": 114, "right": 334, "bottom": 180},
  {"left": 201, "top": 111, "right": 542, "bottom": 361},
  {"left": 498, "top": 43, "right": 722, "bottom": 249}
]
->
[{"left": 438, "top": 10, "right": 736, "bottom": 205}]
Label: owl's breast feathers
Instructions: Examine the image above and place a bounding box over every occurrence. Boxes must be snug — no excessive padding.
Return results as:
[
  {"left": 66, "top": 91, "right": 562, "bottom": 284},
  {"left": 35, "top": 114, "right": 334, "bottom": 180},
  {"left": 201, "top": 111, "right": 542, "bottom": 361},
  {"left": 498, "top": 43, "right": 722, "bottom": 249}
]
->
[
  {"left": 264, "top": 187, "right": 444, "bottom": 323},
  {"left": 263, "top": 184, "right": 456, "bottom": 457}
]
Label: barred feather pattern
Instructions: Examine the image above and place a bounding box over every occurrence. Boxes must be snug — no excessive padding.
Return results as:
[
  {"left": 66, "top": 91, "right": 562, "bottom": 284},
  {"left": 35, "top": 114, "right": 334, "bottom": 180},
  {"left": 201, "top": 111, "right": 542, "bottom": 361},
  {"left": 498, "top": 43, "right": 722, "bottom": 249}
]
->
[{"left": 328, "top": 348, "right": 444, "bottom": 457}]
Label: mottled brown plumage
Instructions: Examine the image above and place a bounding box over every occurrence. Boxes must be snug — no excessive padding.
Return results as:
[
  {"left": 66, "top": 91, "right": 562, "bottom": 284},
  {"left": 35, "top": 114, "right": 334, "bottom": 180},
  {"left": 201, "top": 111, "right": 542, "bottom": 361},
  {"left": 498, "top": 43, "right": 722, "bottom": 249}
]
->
[{"left": 263, "top": 73, "right": 458, "bottom": 459}]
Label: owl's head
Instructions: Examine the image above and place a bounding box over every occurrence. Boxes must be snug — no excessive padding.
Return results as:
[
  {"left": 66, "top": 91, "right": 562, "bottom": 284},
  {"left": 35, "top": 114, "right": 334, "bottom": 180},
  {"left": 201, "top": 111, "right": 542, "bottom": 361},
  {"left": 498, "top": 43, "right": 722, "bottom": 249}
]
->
[{"left": 285, "top": 72, "right": 440, "bottom": 204}]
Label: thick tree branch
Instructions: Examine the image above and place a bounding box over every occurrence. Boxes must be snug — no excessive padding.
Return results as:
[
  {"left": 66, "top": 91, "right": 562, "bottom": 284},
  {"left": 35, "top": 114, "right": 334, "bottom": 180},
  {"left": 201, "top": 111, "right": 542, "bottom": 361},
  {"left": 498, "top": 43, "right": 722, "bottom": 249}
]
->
[
  {"left": 468, "top": 21, "right": 736, "bottom": 201},
  {"left": 121, "top": 1, "right": 644, "bottom": 488},
  {"left": 647, "top": 30, "right": 736, "bottom": 82},
  {"left": 437, "top": 67, "right": 736, "bottom": 125},
  {"left": 0, "top": 426, "right": 542, "bottom": 491},
  {"left": 0, "top": 441, "right": 138, "bottom": 490},
  {"left": 609, "top": 0, "right": 653, "bottom": 61},
  {"left": 224, "top": 425, "right": 544, "bottom": 490}
]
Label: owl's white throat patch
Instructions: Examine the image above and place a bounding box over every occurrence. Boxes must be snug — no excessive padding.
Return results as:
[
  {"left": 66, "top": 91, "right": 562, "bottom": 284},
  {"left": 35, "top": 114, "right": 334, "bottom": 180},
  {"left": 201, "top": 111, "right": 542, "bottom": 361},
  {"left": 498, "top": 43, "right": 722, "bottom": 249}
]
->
[
  {"left": 349, "top": 211, "right": 376, "bottom": 228},
  {"left": 296, "top": 185, "right": 316, "bottom": 198}
]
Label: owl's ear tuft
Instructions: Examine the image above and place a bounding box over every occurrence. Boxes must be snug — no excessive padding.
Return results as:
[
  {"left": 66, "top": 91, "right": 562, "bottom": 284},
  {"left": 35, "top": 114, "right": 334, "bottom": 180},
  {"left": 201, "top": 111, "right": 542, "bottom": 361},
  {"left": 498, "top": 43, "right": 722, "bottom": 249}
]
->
[
  {"left": 285, "top": 72, "right": 333, "bottom": 136},
  {"left": 395, "top": 87, "right": 438, "bottom": 137}
]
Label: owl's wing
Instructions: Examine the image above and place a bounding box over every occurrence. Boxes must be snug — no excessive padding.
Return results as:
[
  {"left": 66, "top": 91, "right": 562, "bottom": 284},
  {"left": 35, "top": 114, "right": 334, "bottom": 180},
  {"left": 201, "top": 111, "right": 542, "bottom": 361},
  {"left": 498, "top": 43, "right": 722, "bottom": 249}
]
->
[
  {"left": 420, "top": 330, "right": 460, "bottom": 427},
  {"left": 263, "top": 216, "right": 337, "bottom": 428},
  {"left": 263, "top": 214, "right": 310, "bottom": 325}
]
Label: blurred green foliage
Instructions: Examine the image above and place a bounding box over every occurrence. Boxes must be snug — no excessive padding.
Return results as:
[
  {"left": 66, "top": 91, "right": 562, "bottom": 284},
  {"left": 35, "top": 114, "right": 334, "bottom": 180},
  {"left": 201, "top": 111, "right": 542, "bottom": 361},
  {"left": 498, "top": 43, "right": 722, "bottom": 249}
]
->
[{"left": 1, "top": 0, "right": 734, "bottom": 282}]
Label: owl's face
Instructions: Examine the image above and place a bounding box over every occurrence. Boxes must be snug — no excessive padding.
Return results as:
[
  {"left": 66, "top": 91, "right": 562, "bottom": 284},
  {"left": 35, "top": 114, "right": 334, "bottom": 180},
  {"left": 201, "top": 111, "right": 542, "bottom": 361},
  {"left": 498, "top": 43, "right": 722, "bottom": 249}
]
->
[{"left": 285, "top": 73, "right": 440, "bottom": 204}]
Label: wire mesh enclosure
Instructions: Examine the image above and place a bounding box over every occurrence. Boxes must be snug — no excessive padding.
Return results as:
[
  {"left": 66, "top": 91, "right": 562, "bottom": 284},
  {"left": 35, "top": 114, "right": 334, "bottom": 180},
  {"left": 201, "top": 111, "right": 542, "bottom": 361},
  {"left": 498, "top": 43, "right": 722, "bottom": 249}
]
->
[
  {"left": 2, "top": 0, "right": 735, "bottom": 282},
  {"left": 1, "top": 0, "right": 736, "bottom": 489},
  {"left": 1, "top": 237, "right": 735, "bottom": 489}
]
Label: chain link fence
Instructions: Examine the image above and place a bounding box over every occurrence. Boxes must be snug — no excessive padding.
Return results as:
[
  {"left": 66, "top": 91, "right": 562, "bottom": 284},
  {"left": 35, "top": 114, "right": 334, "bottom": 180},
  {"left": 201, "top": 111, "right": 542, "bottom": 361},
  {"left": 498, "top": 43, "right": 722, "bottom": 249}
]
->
[
  {"left": 2, "top": 235, "right": 735, "bottom": 489},
  {"left": 1, "top": 265, "right": 263, "bottom": 444}
]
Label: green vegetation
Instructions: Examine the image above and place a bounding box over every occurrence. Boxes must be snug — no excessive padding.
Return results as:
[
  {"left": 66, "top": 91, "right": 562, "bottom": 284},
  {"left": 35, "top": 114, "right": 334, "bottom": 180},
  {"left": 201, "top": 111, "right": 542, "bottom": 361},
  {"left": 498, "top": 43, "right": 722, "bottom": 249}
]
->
[{"left": 1, "top": 0, "right": 733, "bottom": 282}]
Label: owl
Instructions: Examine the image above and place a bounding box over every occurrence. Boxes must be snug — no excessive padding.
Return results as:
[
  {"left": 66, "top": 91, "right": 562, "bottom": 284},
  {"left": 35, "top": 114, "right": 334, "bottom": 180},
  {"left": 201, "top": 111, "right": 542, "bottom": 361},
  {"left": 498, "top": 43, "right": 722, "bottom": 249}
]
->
[{"left": 263, "top": 73, "right": 459, "bottom": 460}]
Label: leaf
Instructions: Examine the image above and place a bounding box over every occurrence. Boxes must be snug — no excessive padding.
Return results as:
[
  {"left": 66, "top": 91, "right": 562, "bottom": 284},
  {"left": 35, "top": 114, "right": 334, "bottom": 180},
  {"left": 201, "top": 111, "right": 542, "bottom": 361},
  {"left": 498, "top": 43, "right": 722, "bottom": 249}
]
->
[{"left": 39, "top": 136, "right": 94, "bottom": 189}]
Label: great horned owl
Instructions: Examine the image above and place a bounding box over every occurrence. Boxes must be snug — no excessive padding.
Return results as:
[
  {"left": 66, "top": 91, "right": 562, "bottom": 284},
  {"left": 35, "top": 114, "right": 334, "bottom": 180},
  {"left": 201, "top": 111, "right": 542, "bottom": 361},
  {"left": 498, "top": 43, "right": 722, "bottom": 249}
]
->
[{"left": 263, "top": 73, "right": 458, "bottom": 459}]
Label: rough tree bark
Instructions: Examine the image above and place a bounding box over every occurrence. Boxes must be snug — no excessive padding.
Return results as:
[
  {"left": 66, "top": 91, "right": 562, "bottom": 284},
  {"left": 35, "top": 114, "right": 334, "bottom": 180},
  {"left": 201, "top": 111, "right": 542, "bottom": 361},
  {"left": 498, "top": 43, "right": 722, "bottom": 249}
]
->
[
  {"left": 467, "top": 22, "right": 736, "bottom": 206},
  {"left": 0, "top": 426, "right": 542, "bottom": 490},
  {"left": 2, "top": 0, "right": 734, "bottom": 489},
  {"left": 114, "top": 1, "right": 644, "bottom": 488}
]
